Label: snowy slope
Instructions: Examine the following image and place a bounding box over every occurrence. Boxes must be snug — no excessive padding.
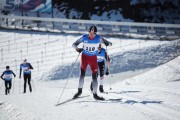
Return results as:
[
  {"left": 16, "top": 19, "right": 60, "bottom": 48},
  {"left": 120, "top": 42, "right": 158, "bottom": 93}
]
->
[
  {"left": 0, "top": 53, "right": 180, "bottom": 120},
  {"left": 0, "top": 29, "right": 179, "bottom": 81},
  {"left": 0, "top": 29, "right": 180, "bottom": 120},
  {"left": 43, "top": 39, "right": 180, "bottom": 80}
]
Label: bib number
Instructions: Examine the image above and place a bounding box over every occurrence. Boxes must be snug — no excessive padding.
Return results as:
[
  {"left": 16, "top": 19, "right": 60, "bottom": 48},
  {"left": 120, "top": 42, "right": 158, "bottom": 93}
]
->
[{"left": 85, "top": 47, "right": 95, "bottom": 52}]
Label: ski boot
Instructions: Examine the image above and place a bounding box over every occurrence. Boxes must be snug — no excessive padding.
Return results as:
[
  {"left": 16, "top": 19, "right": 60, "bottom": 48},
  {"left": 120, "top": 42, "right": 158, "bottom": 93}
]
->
[
  {"left": 5, "top": 89, "right": 8, "bottom": 95},
  {"left": 7, "top": 89, "right": 10, "bottom": 94},
  {"left": 73, "top": 88, "right": 82, "bottom": 99},
  {"left": 23, "top": 88, "right": 26, "bottom": 93},
  {"left": 99, "top": 85, "right": 104, "bottom": 93},
  {"left": 93, "top": 93, "right": 105, "bottom": 100}
]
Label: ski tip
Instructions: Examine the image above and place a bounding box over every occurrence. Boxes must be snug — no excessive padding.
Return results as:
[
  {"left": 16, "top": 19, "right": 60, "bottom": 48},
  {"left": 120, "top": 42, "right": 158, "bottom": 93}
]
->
[
  {"left": 107, "top": 98, "right": 122, "bottom": 101},
  {"left": 54, "top": 103, "right": 59, "bottom": 106}
]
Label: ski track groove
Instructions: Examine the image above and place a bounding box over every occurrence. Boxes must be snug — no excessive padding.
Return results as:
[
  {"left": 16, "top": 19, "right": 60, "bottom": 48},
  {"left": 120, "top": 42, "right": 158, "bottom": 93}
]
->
[
  {"left": 0, "top": 101, "right": 35, "bottom": 120},
  {"left": 107, "top": 91, "right": 180, "bottom": 120},
  {"left": 137, "top": 86, "right": 180, "bottom": 96}
]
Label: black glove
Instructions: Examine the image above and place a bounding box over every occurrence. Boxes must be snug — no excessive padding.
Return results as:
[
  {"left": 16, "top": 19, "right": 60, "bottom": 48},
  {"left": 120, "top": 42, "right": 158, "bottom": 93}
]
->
[
  {"left": 105, "top": 42, "right": 109, "bottom": 46},
  {"left": 105, "top": 68, "right": 109, "bottom": 75},
  {"left": 76, "top": 48, "right": 83, "bottom": 53}
]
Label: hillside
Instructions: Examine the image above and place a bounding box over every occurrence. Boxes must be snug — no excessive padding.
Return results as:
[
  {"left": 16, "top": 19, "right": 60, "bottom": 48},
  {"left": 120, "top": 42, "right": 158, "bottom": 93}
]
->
[
  {"left": 0, "top": 29, "right": 180, "bottom": 119},
  {"left": 1, "top": 0, "right": 179, "bottom": 24},
  {"left": 52, "top": 0, "right": 180, "bottom": 23},
  {"left": 0, "top": 14, "right": 180, "bottom": 119}
]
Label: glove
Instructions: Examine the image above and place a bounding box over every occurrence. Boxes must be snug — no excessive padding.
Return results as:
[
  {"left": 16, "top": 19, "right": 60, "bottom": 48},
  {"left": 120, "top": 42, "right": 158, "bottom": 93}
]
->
[
  {"left": 76, "top": 48, "right": 83, "bottom": 53},
  {"left": 105, "top": 69, "right": 109, "bottom": 75},
  {"left": 105, "top": 42, "right": 109, "bottom": 46},
  {"left": 14, "top": 75, "right": 16, "bottom": 78}
]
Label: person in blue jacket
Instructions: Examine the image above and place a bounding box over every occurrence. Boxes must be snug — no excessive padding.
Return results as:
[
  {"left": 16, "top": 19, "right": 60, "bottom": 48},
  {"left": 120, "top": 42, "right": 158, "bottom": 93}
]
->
[
  {"left": 90, "top": 44, "right": 110, "bottom": 93},
  {"left": 72, "top": 25, "right": 112, "bottom": 100},
  {"left": 1, "top": 66, "right": 16, "bottom": 95},
  {"left": 19, "top": 59, "right": 33, "bottom": 93}
]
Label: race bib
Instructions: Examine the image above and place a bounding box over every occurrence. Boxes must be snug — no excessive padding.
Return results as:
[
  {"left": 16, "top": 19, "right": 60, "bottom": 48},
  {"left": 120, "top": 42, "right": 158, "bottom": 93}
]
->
[
  {"left": 83, "top": 43, "right": 99, "bottom": 55},
  {"left": 4, "top": 74, "right": 12, "bottom": 79}
]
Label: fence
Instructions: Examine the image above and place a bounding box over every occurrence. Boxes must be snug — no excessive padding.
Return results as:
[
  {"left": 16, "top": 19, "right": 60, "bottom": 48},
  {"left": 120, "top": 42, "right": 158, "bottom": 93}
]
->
[
  {"left": 0, "top": 27, "right": 180, "bottom": 81},
  {"left": 0, "top": 15, "right": 180, "bottom": 36}
]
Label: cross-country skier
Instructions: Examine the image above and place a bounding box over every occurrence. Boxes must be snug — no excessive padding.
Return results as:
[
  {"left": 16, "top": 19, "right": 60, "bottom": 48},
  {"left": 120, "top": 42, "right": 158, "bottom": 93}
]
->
[
  {"left": 1, "top": 66, "right": 16, "bottom": 95},
  {"left": 72, "top": 25, "right": 112, "bottom": 100},
  {"left": 90, "top": 44, "right": 110, "bottom": 93},
  {"left": 19, "top": 59, "right": 33, "bottom": 93}
]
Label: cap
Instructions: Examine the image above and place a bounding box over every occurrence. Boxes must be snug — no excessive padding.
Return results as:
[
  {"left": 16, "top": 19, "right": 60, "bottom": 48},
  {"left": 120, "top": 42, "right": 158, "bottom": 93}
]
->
[
  {"left": 89, "top": 25, "right": 97, "bottom": 34},
  {"left": 6, "top": 66, "right": 10, "bottom": 69},
  {"left": 24, "top": 59, "right": 27, "bottom": 62}
]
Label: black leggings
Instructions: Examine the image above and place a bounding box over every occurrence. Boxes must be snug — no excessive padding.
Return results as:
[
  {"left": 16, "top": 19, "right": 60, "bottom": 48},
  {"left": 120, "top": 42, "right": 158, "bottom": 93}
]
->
[
  {"left": 24, "top": 74, "right": 32, "bottom": 92},
  {"left": 97, "top": 61, "right": 105, "bottom": 77},
  {"left": 5, "top": 81, "right": 12, "bottom": 94}
]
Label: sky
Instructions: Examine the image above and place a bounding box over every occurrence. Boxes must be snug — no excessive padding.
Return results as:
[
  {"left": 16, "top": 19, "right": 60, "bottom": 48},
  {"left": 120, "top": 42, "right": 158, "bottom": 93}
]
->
[{"left": 0, "top": 29, "right": 180, "bottom": 120}]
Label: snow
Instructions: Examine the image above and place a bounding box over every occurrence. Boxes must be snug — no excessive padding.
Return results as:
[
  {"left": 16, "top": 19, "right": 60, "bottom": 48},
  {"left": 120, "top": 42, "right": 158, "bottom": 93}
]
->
[
  {"left": 0, "top": 28, "right": 180, "bottom": 120},
  {"left": 91, "top": 10, "right": 133, "bottom": 22},
  {"left": 1, "top": 0, "right": 180, "bottom": 24}
]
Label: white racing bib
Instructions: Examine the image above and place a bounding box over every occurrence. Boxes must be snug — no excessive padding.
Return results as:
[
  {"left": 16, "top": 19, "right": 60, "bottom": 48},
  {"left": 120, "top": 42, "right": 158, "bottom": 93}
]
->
[
  {"left": 83, "top": 43, "right": 99, "bottom": 55},
  {"left": 4, "top": 74, "right": 12, "bottom": 79},
  {"left": 22, "top": 66, "right": 31, "bottom": 74}
]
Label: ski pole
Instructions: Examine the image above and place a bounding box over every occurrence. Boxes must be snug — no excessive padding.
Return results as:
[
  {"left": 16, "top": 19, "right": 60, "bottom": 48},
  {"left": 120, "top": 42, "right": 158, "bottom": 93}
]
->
[
  {"left": 31, "top": 79, "right": 36, "bottom": 93},
  {"left": 13, "top": 79, "right": 15, "bottom": 93},
  {"left": 29, "top": 72, "right": 36, "bottom": 93},
  {"left": 0, "top": 81, "right": 3, "bottom": 91},
  {"left": 56, "top": 53, "right": 80, "bottom": 103},
  {"left": 106, "top": 46, "right": 112, "bottom": 90},
  {"left": 19, "top": 78, "right": 21, "bottom": 94},
  {"left": 109, "top": 69, "right": 112, "bottom": 90}
]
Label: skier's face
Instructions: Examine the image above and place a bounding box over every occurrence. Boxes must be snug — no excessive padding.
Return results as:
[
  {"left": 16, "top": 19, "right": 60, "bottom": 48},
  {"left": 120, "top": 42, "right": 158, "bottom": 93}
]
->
[
  {"left": 89, "top": 29, "right": 96, "bottom": 38},
  {"left": 23, "top": 59, "right": 27, "bottom": 64},
  {"left": 90, "top": 28, "right": 96, "bottom": 34}
]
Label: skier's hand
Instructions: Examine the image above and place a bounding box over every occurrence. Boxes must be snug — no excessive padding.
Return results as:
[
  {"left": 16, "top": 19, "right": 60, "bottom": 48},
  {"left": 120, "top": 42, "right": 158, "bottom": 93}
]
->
[
  {"left": 105, "top": 69, "right": 109, "bottom": 75},
  {"left": 76, "top": 48, "right": 83, "bottom": 53},
  {"left": 105, "top": 42, "right": 109, "bottom": 46},
  {"left": 14, "top": 75, "right": 16, "bottom": 78}
]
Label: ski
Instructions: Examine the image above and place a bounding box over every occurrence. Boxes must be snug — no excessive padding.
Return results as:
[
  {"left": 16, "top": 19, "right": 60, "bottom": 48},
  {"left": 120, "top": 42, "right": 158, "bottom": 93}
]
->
[
  {"left": 105, "top": 98, "right": 122, "bottom": 101},
  {"left": 55, "top": 95, "right": 90, "bottom": 106},
  {"left": 100, "top": 92, "right": 122, "bottom": 101},
  {"left": 0, "top": 102, "right": 4, "bottom": 105},
  {"left": 102, "top": 92, "right": 109, "bottom": 94}
]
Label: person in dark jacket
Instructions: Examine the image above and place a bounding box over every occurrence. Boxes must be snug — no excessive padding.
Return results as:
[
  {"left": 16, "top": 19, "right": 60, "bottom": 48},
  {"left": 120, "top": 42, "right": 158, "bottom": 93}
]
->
[
  {"left": 1, "top": 66, "right": 16, "bottom": 95},
  {"left": 19, "top": 59, "right": 33, "bottom": 93},
  {"left": 90, "top": 44, "right": 110, "bottom": 93}
]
